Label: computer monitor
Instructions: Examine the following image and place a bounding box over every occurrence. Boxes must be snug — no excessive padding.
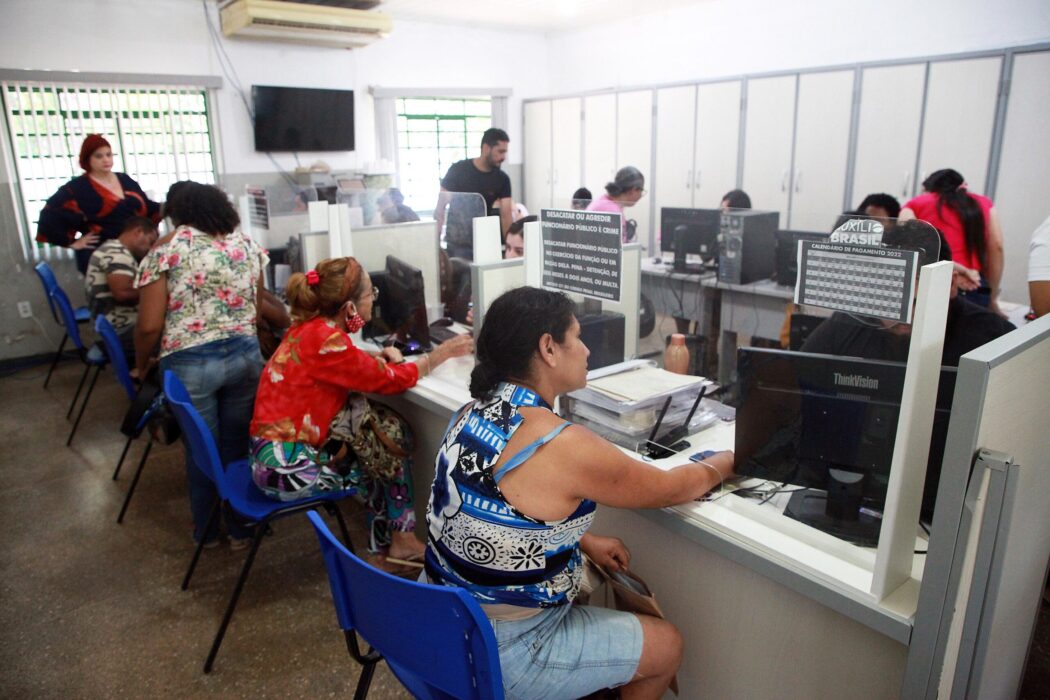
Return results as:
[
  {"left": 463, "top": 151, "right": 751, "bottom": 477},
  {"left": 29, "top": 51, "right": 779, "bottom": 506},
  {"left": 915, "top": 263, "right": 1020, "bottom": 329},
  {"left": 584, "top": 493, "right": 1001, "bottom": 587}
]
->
[
  {"left": 774, "top": 229, "right": 830, "bottom": 287},
  {"left": 733, "top": 348, "right": 955, "bottom": 546},
  {"left": 364, "top": 255, "right": 431, "bottom": 354},
  {"left": 659, "top": 208, "right": 721, "bottom": 273}
]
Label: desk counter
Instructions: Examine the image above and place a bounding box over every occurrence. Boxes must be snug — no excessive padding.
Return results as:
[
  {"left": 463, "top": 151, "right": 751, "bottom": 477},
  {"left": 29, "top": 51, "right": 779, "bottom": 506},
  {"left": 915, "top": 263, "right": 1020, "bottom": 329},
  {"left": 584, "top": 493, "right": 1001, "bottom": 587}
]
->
[{"left": 381, "top": 356, "right": 919, "bottom": 698}]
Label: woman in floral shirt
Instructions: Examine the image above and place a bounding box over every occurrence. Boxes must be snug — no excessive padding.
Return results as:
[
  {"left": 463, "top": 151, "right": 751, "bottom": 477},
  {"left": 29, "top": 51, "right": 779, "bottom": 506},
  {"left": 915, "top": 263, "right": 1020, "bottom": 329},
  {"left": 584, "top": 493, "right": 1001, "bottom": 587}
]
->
[
  {"left": 250, "top": 257, "right": 472, "bottom": 570},
  {"left": 135, "top": 182, "right": 267, "bottom": 549}
]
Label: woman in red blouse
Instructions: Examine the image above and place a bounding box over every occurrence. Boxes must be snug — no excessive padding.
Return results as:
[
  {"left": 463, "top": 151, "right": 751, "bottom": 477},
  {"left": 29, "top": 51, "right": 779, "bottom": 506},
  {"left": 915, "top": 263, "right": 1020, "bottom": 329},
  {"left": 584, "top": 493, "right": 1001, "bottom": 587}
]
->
[{"left": 250, "top": 257, "right": 472, "bottom": 569}]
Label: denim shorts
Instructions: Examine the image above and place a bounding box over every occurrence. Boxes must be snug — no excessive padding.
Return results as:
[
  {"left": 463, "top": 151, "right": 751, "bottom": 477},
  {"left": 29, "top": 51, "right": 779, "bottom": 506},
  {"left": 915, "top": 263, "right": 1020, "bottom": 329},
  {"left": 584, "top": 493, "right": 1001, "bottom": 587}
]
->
[{"left": 492, "top": 603, "right": 643, "bottom": 700}]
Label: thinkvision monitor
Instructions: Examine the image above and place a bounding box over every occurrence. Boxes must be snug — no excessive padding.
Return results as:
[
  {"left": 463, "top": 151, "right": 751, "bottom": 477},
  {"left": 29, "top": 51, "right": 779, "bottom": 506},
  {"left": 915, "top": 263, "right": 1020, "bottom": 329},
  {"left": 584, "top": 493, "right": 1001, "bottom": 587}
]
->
[
  {"left": 364, "top": 255, "right": 431, "bottom": 354},
  {"left": 733, "top": 348, "right": 955, "bottom": 546},
  {"left": 659, "top": 208, "right": 721, "bottom": 273}
]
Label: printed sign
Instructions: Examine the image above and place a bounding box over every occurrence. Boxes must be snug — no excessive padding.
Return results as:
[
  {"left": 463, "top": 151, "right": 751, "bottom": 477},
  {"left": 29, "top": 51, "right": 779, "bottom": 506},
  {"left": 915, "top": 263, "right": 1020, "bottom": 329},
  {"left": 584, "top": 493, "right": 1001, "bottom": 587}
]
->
[
  {"left": 796, "top": 241, "right": 919, "bottom": 323},
  {"left": 540, "top": 208, "right": 622, "bottom": 302},
  {"left": 829, "top": 217, "right": 885, "bottom": 246}
]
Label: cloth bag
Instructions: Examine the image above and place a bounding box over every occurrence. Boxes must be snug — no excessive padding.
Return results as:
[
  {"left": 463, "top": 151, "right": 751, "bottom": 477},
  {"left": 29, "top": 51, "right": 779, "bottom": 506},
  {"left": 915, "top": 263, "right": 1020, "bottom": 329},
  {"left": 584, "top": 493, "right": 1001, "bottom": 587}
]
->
[{"left": 578, "top": 557, "right": 680, "bottom": 695}]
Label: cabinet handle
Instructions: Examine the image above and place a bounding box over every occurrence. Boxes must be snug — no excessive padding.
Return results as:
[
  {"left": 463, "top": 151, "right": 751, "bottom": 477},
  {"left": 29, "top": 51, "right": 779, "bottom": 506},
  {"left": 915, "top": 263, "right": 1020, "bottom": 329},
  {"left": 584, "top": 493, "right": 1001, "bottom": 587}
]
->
[
  {"left": 794, "top": 170, "right": 802, "bottom": 193},
  {"left": 553, "top": 169, "right": 558, "bottom": 185},
  {"left": 781, "top": 170, "right": 789, "bottom": 192},
  {"left": 902, "top": 171, "right": 911, "bottom": 198},
  {"left": 686, "top": 169, "right": 692, "bottom": 189},
  {"left": 546, "top": 169, "right": 551, "bottom": 185},
  {"left": 694, "top": 170, "right": 701, "bottom": 189}
]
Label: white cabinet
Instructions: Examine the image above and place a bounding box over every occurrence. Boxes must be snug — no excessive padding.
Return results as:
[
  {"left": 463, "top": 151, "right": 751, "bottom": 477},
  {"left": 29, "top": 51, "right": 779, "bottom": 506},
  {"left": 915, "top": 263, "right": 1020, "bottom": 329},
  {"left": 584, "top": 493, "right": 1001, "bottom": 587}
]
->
[
  {"left": 654, "top": 85, "right": 698, "bottom": 225},
  {"left": 524, "top": 100, "right": 552, "bottom": 213},
  {"left": 918, "top": 57, "right": 1002, "bottom": 195},
  {"left": 790, "top": 70, "right": 855, "bottom": 231},
  {"left": 583, "top": 93, "right": 616, "bottom": 199},
  {"left": 988, "top": 50, "right": 1050, "bottom": 302},
  {"left": 851, "top": 63, "right": 927, "bottom": 206},
  {"left": 524, "top": 98, "right": 582, "bottom": 211},
  {"left": 617, "top": 90, "right": 654, "bottom": 247},
  {"left": 693, "top": 81, "right": 741, "bottom": 210},
  {"left": 742, "top": 75, "right": 797, "bottom": 217}
]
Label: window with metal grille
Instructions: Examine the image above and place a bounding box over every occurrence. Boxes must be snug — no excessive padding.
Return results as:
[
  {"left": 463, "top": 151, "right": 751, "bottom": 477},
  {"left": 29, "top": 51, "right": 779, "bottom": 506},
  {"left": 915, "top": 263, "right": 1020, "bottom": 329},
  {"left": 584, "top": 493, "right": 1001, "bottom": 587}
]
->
[
  {"left": 395, "top": 96, "right": 492, "bottom": 213},
  {"left": 1, "top": 81, "right": 218, "bottom": 260}
]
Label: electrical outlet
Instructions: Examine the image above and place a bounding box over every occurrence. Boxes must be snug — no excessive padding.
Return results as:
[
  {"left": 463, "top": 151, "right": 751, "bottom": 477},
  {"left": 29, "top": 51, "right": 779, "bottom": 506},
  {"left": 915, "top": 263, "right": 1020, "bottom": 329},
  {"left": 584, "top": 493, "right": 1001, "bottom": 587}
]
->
[{"left": 17, "top": 301, "right": 32, "bottom": 319}]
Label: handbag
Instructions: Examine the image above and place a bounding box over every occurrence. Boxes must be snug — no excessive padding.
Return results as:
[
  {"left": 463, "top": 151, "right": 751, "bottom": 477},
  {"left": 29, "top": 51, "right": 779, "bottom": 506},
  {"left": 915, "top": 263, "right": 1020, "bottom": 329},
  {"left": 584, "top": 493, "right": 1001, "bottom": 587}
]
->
[
  {"left": 579, "top": 556, "right": 680, "bottom": 695},
  {"left": 119, "top": 378, "right": 181, "bottom": 445}
]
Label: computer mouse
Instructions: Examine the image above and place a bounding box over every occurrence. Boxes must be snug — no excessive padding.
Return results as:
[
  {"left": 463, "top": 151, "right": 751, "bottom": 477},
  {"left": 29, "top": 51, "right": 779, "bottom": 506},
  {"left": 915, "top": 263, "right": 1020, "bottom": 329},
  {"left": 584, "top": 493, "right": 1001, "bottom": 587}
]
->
[
  {"left": 651, "top": 256, "right": 663, "bottom": 264},
  {"left": 432, "top": 317, "right": 454, "bottom": 327}
]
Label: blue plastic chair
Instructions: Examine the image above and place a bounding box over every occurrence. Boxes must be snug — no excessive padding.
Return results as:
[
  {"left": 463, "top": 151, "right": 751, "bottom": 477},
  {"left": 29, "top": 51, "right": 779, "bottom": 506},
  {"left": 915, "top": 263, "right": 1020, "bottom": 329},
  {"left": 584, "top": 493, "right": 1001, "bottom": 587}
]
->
[
  {"left": 48, "top": 285, "right": 108, "bottom": 446},
  {"left": 308, "top": 511, "right": 504, "bottom": 700},
  {"left": 94, "top": 316, "right": 156, "bottom": 523},
  {"left": 163, "top": 370, "right": 357, "bottom": 674},
  {"left": 33, "top": 261, "right": 90, "bottom": 388}
]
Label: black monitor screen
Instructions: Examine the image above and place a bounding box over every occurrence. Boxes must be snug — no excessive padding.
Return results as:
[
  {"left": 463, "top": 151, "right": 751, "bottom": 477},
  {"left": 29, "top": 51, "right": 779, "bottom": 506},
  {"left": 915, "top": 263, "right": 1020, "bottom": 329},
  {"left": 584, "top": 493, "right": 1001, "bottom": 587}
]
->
[
  {"left": 734, "top": 348, "right": 955, "bottom": 544},
  {"left": 252, "top": 85, "right": 355, "bottom": 152},
  {"left": 774, "top": 229, "right": 830, "bottom": 287},
  {"left": 660, "top": 208, "right": 721, "bottom": 259},
  {"left": 364, "top": 256, "right": 430, "bottom": 352}
]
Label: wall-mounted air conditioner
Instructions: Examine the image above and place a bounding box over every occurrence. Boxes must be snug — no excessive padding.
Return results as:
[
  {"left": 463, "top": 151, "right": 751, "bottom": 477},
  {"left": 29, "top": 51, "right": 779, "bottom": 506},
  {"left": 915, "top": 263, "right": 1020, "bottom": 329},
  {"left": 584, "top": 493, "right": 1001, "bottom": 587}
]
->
[{"left": 220, "top": 0, "right": 393, "bottom": 50}]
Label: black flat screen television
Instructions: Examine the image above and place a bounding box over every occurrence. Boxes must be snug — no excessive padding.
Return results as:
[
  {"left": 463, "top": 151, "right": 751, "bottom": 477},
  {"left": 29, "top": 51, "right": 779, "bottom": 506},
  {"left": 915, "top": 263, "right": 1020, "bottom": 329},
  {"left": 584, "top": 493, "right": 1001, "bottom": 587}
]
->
[
  {"left": 733, "top": 348, "right": 956, "bottom": 546},
  {"left": 252, "top": 85, "right": 355, "bottom": 152}
]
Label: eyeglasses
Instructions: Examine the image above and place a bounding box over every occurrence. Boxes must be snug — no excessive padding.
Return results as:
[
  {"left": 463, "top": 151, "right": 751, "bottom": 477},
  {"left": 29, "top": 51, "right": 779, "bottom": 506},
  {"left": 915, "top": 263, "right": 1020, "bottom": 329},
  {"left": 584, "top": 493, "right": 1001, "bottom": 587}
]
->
[{"left": 370, "top": 287, "right": 379, "bottom": 301}]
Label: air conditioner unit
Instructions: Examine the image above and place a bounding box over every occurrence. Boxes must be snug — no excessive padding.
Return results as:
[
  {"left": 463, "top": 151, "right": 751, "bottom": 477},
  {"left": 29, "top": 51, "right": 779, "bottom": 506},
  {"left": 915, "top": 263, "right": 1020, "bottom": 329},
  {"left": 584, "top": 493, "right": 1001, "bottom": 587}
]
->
[{"left": 220, "top": 0, "right": 392, "bottom": 50}]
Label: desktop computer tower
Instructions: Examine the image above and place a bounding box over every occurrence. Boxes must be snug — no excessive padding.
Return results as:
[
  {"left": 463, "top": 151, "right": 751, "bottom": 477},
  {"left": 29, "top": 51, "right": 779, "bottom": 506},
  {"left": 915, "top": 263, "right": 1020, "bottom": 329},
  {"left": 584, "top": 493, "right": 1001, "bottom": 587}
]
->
[
  {"left": 578, "top": 312, "right": 626, "bottom": 370},
  {"left": 718, "top": 211, "right": 780, "bottom": 284}
]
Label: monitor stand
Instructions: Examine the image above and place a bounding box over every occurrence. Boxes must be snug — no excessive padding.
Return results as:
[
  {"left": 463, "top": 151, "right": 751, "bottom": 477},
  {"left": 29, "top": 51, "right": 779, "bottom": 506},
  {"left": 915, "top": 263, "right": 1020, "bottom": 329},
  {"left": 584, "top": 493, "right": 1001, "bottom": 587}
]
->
[{"left": 784, "top": 489, "right": 882, "bottom": 547}]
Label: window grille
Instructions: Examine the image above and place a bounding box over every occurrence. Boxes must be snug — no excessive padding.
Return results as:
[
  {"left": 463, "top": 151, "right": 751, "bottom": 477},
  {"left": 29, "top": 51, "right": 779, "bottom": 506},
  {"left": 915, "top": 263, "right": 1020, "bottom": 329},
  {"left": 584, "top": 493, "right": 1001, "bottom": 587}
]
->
[
  {"left": 1, "top": 81, "right": 218, "bottom": 260},
  {"left": 395, "top": 96, "right": 492, "bottom": 213}
]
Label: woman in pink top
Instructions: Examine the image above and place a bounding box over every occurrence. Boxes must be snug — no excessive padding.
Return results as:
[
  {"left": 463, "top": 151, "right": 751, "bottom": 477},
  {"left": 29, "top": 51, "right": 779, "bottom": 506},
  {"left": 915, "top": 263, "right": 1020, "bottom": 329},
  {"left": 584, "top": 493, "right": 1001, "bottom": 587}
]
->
[
  {"left": 900, "top": 169, "right": 1005, "bottom": 314},
  {"left": 586, "top": 166, "right": 646, "bottom": 243}
]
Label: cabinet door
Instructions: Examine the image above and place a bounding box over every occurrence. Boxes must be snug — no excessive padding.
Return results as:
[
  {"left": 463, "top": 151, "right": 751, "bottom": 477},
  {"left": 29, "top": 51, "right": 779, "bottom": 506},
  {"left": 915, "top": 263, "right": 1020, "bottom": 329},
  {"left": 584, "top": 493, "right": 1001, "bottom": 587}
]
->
[
  {"left": 583, "top": 94, "right": 616, "bottom": 202},
  {"left": 617, "top": 90, "right": 654, "bottom": 248},
  {"left": 741, "top": 75, "right": 797, "bottom": 217},
  {"left": 851, "top": 63, "right": 926, "bottom": 206},
  {"left": 790, "top": 70, "right": 855, "bottom": 231},
  {"left": 551, "top": 97, "right": 582, "bottom": 206},
  {"left": 653, "top": 85, "right": 697, "bottom": 244},
  {"left": 694, "top": 80, "right": 742, "bottom": 210},
  {"left": 524, "top": 100, "right": 552, "bottom": 212},
  {"left": 918, "top": 57, "right": 1002, "bottom": 195},
  {"left": 990, "top": 50, "right": 1050, "bottom": 302}
]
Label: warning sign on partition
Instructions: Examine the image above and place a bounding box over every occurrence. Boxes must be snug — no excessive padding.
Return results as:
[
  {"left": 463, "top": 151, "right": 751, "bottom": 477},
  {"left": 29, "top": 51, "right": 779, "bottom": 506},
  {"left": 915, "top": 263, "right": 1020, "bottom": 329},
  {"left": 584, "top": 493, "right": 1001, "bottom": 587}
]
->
[{"left": 540, "top": 208, "right": 622, "bottom": 302}]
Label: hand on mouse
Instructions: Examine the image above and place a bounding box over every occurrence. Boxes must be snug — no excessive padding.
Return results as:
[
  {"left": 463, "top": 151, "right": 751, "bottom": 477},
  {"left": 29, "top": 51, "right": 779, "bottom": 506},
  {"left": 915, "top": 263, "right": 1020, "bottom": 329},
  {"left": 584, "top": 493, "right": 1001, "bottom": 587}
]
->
[{"left": 420, "top": 333, "right": 474, "bottom": 374}]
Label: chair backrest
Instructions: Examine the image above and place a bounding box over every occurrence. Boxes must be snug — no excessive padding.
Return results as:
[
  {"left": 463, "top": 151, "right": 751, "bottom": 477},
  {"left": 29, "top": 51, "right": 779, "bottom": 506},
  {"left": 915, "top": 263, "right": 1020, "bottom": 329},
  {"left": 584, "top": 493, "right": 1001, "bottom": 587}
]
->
[
  {"left": 33, "top": 261, "right": 60, "bottom": 322},
  {"left": 95, "top": 316, "right": 136, "bottom": 400},
  {"left": 48, "top": 285, "right": 86, "bottom": 351},
  {"left": 163, "top": 371, "right": 230, "bottom": 498},
  {"left": 307, "top": 511, "right": 503, "bottom": 700}
]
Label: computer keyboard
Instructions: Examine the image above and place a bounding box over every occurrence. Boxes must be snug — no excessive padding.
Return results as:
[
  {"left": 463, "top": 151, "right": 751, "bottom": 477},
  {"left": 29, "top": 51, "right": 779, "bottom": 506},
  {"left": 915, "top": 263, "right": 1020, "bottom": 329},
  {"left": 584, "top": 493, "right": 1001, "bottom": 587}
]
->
[{"left": 428, "top": 323, "right": 458, "bottom": 344}]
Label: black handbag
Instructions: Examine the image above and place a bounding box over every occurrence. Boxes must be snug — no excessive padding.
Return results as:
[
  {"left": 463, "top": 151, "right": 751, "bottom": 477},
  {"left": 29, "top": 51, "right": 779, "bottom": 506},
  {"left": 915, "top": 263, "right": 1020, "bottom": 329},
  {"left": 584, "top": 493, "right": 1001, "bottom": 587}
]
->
[{"left": 120, "top": 379, "right": 181, "bottom": 445}]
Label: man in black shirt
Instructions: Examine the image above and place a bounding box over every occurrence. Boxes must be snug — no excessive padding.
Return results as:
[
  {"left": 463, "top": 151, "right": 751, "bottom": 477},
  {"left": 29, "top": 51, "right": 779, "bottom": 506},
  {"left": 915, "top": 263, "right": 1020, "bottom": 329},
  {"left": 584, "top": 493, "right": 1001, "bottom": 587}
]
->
[
  {"left": 436, "top": 128, "right": 513, "bottom": 260},
  {"left": 801, "top": 222, "right": 1015, "bottom": 366}
]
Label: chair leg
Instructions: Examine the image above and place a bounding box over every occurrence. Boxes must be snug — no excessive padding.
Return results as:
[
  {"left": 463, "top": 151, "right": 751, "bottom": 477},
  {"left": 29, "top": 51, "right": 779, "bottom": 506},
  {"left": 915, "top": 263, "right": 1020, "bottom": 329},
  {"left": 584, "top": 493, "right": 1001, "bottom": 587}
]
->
[
  {"left": 44, "top": 334, "right": 68, "bottom": 389},
  {"left": 112, "top": 435, "right": 134, "bottom": 480},
  {"left": 203, "top": 520, "right": 267, "bottom": 674},
  {"left": 116, "top": 440, "right": 153, "bottom": 524},
  {"left": 67, "top": 365, "right": 101, "bottom": 446},
  {"left": 353, "top": 660, "right": 379, "bottom": 700},
  {"left": 182, "top": 499, "right": 221, "bottom": 591},
  {"left": 67, "top": 362, "right": 91, "bottom": 419},
  {"left": 325, "top": 502, "right": 356, "bottom": 554}
]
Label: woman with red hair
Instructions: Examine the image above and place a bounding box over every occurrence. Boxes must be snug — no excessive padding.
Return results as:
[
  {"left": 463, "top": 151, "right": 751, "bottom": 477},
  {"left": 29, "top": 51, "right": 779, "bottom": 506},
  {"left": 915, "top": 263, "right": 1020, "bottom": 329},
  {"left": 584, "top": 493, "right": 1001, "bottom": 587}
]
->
[{"left": 37, "top": 134, "right": 161, "bottom": 272}]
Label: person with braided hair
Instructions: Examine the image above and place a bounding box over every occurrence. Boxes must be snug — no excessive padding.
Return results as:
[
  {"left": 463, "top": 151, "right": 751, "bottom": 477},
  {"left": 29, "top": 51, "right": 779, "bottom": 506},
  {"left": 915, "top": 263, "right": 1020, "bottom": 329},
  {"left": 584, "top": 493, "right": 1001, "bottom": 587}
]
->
[
  {"left": 900, "top": 168, "right": 1006, "bottom": 314},
  {"left": 250, "top": 257, "right": 472, "bottom": 570}
]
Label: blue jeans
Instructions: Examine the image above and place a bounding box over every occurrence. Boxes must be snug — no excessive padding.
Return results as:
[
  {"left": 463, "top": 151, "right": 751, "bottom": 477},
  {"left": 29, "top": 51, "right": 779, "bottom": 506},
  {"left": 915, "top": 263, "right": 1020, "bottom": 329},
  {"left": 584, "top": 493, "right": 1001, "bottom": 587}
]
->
[
  {"left": 161, "top": 335, "right": 264, "bottom": 543},
  {"left": 492, "top": 604, "right": 643, "bottom": 700}
]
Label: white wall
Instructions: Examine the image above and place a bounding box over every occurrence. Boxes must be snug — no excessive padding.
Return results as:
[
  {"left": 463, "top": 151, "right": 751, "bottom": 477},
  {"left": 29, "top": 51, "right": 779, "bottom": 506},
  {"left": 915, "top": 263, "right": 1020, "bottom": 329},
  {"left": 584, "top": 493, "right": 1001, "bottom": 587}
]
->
[{"left": 543, "top": 0, "right": 1050, "bottom": 95}]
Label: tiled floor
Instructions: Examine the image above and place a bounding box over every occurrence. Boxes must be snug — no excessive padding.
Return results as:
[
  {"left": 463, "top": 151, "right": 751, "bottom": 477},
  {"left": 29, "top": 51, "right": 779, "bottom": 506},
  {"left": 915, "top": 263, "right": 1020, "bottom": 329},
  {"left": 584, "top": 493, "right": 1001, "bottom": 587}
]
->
[{"left": 0, "top": 359, "right": 411, "bottom": 698}]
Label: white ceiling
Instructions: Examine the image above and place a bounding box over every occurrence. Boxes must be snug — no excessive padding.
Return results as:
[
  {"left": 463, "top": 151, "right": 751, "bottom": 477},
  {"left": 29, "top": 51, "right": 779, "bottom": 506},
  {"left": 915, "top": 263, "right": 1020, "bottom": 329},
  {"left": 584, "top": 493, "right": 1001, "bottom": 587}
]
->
[{"left": 376, "top": 0, "right": 712, "bottom": 33}]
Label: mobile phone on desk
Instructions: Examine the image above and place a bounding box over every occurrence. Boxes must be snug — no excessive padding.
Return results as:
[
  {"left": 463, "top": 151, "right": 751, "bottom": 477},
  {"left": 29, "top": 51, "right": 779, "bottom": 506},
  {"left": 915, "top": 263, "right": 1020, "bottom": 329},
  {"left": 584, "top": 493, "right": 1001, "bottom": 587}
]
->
[{"left": 689, "top": 450, "right": 719, "bottom": 462}]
